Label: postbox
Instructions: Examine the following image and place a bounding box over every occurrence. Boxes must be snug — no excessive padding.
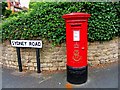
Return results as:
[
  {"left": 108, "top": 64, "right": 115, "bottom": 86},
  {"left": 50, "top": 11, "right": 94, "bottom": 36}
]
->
[{"left": 62, "top": 12, "right": 90, "bottom": 84}]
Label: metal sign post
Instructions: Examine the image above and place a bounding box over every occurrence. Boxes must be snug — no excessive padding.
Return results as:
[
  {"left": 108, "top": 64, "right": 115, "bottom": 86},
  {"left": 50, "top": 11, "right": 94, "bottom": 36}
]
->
[
  {"left": 36, "top": 48, "right": 41, "bottom": 73},
  {"left": 16, "top": 47, "right": 22, "bottom": 72}
]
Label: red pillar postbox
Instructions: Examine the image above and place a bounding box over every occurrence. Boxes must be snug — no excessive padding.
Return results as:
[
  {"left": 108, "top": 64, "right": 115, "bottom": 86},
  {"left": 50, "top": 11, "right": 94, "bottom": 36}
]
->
[{"left": 62, "top": 12, "right": 90, "bottom": 84}]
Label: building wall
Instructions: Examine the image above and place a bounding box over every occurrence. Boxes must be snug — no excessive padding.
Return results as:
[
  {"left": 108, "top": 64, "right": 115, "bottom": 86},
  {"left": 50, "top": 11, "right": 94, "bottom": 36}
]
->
[{"left": 1, "top": 37, "right": 118, "bottom": 71}]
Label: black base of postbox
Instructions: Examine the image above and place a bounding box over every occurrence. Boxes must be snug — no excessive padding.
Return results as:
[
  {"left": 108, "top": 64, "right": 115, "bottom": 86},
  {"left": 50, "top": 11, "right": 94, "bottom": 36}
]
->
[{"left": 67, "top": 65, "right": 88, "bottom": 84}]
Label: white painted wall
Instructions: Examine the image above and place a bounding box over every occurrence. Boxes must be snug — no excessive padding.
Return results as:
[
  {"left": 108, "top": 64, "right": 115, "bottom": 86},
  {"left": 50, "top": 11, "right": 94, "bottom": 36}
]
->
[{"left": 19, "top": 0, "right": 30, "bottom": 8}]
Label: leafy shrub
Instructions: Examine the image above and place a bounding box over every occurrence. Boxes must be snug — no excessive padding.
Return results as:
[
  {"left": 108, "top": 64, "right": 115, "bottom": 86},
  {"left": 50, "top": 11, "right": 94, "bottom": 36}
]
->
[
  {"left": 2, "top": 2, "right": 7, "bottom": 15},
  {"left": 2, "top": 2, "right": 12, "bottom": 18},
  {"left": 3, "top": 9, "right": 12, "bottom": 18},
  {"left": 2, "top": 2, "right": 120, "bottom": 45}
]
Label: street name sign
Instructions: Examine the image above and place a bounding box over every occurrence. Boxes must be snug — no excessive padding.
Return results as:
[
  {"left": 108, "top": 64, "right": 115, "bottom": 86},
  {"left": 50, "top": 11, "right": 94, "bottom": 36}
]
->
[{"left": 11, "top": 40, "right": 42, "bottom": 48}]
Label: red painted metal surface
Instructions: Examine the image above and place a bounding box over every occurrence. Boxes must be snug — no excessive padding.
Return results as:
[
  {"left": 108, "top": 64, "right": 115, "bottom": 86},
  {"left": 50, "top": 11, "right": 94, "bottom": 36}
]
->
[{"left": 62, "top": 12, "right": 90, "bottom": 67}]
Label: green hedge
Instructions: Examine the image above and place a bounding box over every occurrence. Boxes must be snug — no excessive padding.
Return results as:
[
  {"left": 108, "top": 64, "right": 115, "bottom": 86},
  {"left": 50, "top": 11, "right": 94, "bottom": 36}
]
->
[
  {"left": 2, "top": 2, "right": 12, "bottom": 18},
  {"left": 2, "top": 2, "right": 120, "bottom": 45}
]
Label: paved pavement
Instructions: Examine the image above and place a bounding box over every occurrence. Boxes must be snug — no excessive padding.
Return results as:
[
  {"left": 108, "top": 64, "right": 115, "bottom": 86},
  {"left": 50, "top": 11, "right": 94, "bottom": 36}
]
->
[{"left": 2, "top": 62, "right": 119, "bottom": 88}]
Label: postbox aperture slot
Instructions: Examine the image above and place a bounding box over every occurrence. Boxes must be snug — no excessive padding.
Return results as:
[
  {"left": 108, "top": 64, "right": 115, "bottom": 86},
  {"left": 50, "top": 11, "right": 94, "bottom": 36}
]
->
[
  {"left": 71, "top": 24, "right": 81, "bottom": 27},
  {"left": 73, "top": 30, "right": 80, "bottom": 41}
]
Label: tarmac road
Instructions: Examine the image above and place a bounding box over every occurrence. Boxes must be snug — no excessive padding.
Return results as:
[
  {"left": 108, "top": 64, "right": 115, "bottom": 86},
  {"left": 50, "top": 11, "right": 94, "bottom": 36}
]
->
[{"left": 1, "top": 62, "right": 119, "bottom": 89}]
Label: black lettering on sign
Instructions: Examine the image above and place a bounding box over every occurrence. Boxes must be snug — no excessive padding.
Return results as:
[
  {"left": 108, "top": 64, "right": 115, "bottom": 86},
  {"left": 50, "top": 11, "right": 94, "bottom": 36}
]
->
[
  {"left": 29, "top": 42, "right": 32, "bottom": 46},
  {"left": 21, "top": 42, "right": 23, "bottom": 45},
  {"left": 29, "top": 42, "right": 41, "bottom": 46},
  {"left": 32, "top": 42, "right": 35, "bottom": 46},
  {"left": 38, "top": 42, "right": 41, "bottom": 46},
  {"left": 13, "top": 41, "right": 27, "bottom": 46},
  {"left": 15, "top": 41, "right": 18, "bottom": 45},
  {"left": 24, "top": 42, "right": 27, "bottom": 46},
  {"left": 12, "top": 41, "right": 14, "bottom": 45}
]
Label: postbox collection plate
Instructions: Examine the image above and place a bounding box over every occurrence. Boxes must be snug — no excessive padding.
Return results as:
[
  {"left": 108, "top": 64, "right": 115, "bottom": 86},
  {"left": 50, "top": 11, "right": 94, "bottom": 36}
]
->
[{"left": 73, "top": 30, "right": 80, "bottom": 41}]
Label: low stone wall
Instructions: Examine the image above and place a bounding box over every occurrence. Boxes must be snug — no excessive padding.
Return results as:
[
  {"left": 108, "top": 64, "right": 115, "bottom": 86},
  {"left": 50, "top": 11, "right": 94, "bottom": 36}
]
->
[
  {"left": 88, "top": 37, "right": 118, "bottom": 66},
  {"left": 1, "top": 37, "right": 118, "bottom": 71}
]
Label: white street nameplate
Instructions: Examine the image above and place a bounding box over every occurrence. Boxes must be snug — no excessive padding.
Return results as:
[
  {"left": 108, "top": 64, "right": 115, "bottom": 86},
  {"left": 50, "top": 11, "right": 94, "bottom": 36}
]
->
[{"left": 11, "top": 40, "right": 42, "bottom": 48}]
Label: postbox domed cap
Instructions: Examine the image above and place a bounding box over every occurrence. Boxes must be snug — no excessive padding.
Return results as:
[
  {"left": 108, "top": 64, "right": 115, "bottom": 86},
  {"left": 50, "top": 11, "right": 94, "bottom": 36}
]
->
[{"left": 62, "top": 12, "right": 90, "bottom": 19}]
